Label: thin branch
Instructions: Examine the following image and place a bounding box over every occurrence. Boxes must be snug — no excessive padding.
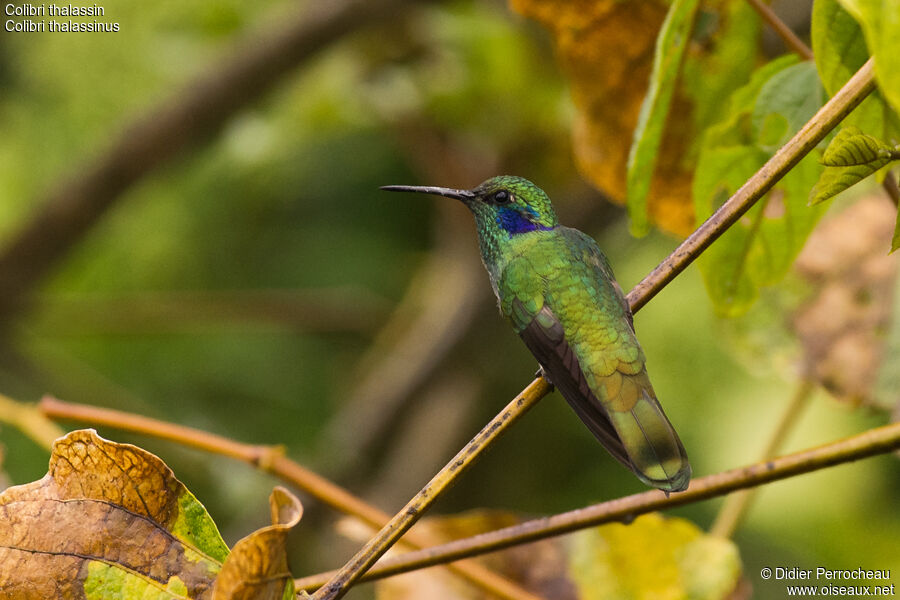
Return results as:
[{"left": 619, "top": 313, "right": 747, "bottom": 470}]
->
[
  {"left": 38, "top": 398, "right": 541, "bottom": 600},
  {"left": 745, "top": 0, "right": 814, "bottom": 60},
  {"left": 295, "top": 419, "right": 900, "bottom": 590},
  {"left": 0, "top": 394, "right": 65, "bottom": 449},
  {"left": 309, "top": 377, "right": 552, "bottom": 600},
  {"left": 627, "top": 58, "right": 875, "bottom": 313},
  {"left": 709, "top": 378, "right": 815, "bottom": 538},
  {"left": 310, "top": 59, "right": 878, "bottom": 599},
  {"left": 0, "top": 0, "right": 418, "bottom": 326},
  {"left": 38, "top": 396, "right": 540, "bottom": 600}
]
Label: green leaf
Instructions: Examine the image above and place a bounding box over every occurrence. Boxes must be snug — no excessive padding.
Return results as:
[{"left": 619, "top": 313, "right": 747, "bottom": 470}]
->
[
  {"left": 811, "top": 0, "right": 891, "bottom": 136},
  {"left": 682, "top": 2, "right": 761, "bottom": 142},
  {"left": 694, "top": 58, "right": 826, "bottom": 317},
  {"left": 626, "top": 0, "right": 701, "bottom": 237},
  {"left": 752, "top": 62, "right": 825, "bottom": 152},
  {"left": 809, "top": 163, "right": 893, "bottom": 205},
  {"left": 837, "top": 0, "right": 900, "bottom": 116},
  {"left": 809, "top": 126, "right": 899, "bottom": 205},
  {"left": 821, "top": 126, "right": 898, "bottom": 166}
]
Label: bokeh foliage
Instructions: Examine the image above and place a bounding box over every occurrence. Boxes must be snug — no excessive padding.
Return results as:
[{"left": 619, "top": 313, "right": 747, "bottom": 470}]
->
[{"left": 1, "top": 0, "right": 899, "bottom": 598}]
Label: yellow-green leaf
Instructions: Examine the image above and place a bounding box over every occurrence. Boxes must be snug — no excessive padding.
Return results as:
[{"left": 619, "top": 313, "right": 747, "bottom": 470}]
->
[
  {"left": 809, "top": 127, "right": 899, "bottom": 204},
  {"left": 626, "top": 0, "right": 701, "bottom": 237},
  {"left": 570, "top": 513, "right": 743, "bottom": 600},
  {"left": 821, "top": 126, "right": 898, "bottom": 166}
]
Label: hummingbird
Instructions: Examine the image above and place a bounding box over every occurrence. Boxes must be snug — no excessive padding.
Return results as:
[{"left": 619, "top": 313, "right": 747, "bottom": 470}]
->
[{"left": 382, "top": 175, "right": 690, "bottom": 492}]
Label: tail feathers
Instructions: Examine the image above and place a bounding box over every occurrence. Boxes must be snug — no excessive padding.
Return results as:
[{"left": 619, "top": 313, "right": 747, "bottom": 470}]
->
[
  {"left": 560, "top": 376, "right": 690, "bottom": 492},
  {"left": 516, "top": 303, "right": 690, "bottom": 492},
  {"left": 605, "top": 373, "right": 690, "bottom": 492}
]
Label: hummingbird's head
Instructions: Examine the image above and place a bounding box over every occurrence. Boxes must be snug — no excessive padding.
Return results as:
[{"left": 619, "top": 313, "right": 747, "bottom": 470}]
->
[{"left": 381, "top": 175, "right": 558, "bottom": 236}]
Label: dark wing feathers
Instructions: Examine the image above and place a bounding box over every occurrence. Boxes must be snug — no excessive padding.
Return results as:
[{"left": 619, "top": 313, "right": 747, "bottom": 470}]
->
[{"left": 517, "top": 302, "right": 632, "bottom": 468}]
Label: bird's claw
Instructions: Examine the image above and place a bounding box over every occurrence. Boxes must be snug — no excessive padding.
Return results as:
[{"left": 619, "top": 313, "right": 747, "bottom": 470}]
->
[{"left": 535, "top": 364, "right": 554, "bottom": 389}]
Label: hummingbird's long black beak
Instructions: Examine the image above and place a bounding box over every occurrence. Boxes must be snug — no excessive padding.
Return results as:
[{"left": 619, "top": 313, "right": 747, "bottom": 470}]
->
[{"left": 380, "top": 185, "right": 475, "bottom": 202}]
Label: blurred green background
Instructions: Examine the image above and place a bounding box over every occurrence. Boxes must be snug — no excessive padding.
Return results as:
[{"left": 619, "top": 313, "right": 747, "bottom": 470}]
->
[{"left": 1, "top": 0, "right": 897, "bottom": 597}]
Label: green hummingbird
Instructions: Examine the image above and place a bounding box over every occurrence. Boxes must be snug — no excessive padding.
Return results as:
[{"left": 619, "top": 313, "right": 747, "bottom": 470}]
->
[{"left": 382, "top": 175, "right": 690, "bottom": 492}]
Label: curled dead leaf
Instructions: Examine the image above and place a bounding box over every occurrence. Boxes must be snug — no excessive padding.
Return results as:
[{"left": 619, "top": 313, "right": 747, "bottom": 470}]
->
[
  {"left": 212, "top": 487, "right": 302, "bottom": 600},
  {"left": 0, "top": 429, "right": 302, "bottom": 600}
]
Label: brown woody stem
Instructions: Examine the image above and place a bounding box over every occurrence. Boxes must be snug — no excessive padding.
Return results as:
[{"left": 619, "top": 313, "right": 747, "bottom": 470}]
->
[
  {"left": 308, "top": 378, "right": 551, "bottom": 599},
  {"left": 295, "top": 420, "right": 900, "bottom": 590},
  {"left": 744, "top": 0, "right": 814, "bottom": 60}
]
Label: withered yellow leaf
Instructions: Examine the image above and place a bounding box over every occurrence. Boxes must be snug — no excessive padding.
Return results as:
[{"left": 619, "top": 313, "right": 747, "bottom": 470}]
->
[
  {"left": 510, "top": 0, "right": 763, "bottom": 237},
  {"left": 509, "top": 0, "right": 694, "bottom": 236},
  {"left": 372, "top": 510, "right": 743, "bottom": 600}
]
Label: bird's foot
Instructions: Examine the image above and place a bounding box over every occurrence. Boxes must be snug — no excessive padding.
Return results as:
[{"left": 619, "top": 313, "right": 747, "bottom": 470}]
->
[{"left": 535, "top": 364, "right": 555, "bottom": 389}]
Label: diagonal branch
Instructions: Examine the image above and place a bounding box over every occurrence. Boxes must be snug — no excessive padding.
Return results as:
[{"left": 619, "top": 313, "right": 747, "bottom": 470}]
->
[
  {"left": 309, "top": 378, "right": 551, "bottom": 599},
  {"left": 745, "top": 0, "right": 813, "bottom": 60},
  {"left": 310, "top": 58, "right": 878, "bottom": 599},
  {"left": 0, "top": 0, "right": 418, "bottom": 325},
  {"left": 295, "top": 419, "right": 900, "bottom": 590}
]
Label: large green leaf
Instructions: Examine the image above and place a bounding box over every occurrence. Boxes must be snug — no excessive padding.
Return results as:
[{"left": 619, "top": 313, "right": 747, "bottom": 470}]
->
[
  {"left": 752, "top": 62, "right": 825, "bottom": 152},
  {"left": 681, "top": 1, "right": 761, "bottom": 143},
  {"left": 837, "top": 0, "right": 900, "bottom": 116},
  {"left": 811, "top": 0, "right": 893, "bottom": 137},
  {"left": 626, "top": 0, "right": 701, "bottom": 237},
  {"left": 694, "top": 59, "right": 826, "bottom": 316}
]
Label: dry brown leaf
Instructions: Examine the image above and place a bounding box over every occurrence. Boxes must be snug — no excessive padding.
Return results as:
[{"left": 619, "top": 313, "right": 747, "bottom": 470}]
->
[
  {"left": 509, "top": 0, "right": 695, "bottom": 236},
  {"left": 792, "top": 195, "right": 900, "bottom": 404},
  {"left": 0, "top": 429, "right": 228, "bottom": 599},
  {"left": 0, "top": 429, "right": 301, "bottom": 600},
  {"left": 212, "top": 487, "right": 302, "bottom": 600}
]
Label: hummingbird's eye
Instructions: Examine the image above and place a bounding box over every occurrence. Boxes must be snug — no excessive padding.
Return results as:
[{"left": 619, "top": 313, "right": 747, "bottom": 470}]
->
[{"left": 493, "top": 190, "right": 510, "bottom": 204}]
